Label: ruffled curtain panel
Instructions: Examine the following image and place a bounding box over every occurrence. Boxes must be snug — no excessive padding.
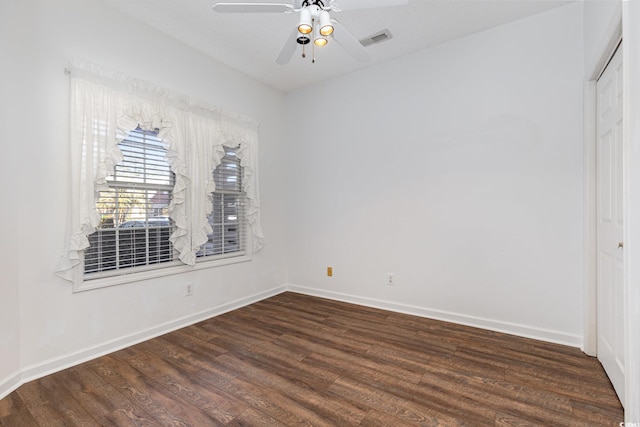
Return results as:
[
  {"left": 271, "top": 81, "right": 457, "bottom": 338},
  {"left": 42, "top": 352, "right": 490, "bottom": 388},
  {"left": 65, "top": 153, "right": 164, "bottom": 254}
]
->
[{"left": 56, "top": 61, "right": 265, "bottom": 282}]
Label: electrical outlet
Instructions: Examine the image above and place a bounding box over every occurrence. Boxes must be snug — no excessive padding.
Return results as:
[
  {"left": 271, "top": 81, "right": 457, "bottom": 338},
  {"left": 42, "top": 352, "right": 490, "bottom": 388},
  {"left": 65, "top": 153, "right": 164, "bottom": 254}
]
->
[
  {"left": 387, "top": 273, "right": 395, "bottom": 286},
  {"left": 185, "top": 282, "right": 193, "bottom": 296}
]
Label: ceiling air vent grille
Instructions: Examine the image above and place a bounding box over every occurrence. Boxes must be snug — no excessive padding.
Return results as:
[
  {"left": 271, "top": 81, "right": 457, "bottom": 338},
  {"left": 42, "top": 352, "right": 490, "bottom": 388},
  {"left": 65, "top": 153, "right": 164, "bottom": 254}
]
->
[{"left": 360, "top": 29, "right": 393, "bottom": 47}]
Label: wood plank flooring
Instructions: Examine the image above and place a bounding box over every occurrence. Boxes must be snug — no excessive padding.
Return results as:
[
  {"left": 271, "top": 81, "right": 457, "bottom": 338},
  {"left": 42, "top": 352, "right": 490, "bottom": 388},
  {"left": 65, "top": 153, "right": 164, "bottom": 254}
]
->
[{"left": 0, "top": 292, "right": 624, "bottom": 426}]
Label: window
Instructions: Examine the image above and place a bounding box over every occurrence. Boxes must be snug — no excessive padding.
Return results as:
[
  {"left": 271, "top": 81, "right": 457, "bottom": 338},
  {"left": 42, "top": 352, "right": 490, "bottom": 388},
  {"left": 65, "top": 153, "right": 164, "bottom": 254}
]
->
[
  {"left": 198, "top": 146, "right": 247, "bottom": 260},
  {"left": 57, "top": 62, "right": 265, "bottom": 290},
  {"left": 84, "top": 128, "right": 176, "bottom": 277}
]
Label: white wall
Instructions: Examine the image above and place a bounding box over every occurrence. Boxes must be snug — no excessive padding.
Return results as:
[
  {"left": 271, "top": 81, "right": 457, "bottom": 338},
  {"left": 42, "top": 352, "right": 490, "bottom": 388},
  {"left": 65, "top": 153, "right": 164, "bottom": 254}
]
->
[
  {"left": 0, "top": 0, "right": 289, "bottom": 398},
  {"left": 0, "top": 0, "right": 22, "bottom": 393},
  {"left": 285, "top": 3, "right": 585, "bottom": 345}
]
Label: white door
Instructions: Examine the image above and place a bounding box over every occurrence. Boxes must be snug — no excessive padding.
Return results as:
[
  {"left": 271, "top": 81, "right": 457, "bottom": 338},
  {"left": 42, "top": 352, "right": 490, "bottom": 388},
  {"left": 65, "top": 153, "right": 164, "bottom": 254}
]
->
[{"left": 596, "top": 45, "right": 625, "bottom": 404}]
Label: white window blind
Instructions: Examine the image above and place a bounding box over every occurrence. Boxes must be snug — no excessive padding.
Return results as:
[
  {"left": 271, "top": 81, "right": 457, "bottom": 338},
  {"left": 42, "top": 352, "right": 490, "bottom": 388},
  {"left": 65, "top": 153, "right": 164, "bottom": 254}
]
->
[
  {"left": 198, "top": 146, "right": 247, "bottom": 260},
  {"left": 84, "top": 128, "right": 176, "bottom": 277}
]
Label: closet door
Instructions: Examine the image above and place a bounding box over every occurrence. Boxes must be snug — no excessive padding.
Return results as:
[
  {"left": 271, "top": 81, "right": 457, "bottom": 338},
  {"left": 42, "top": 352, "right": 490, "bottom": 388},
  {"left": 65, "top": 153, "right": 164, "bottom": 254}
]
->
[{"left": 596, "top": 44, "right": 625, "bottom": 404}]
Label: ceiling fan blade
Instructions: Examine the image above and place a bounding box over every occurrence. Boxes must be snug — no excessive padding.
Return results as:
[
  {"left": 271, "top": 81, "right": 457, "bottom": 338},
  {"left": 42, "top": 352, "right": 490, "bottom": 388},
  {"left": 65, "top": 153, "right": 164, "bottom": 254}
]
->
[
  {"left": 276, "top": 27, "right": 299, "bottom": 65},
  {"left": 212, "top": 2, "right": 293, "bottom": 13},
  {"left": 330, "top": 0, "right": 408, "bottom": 12},
  {"left": 330, "top": 19, "right": 370, "bottom": 62}
]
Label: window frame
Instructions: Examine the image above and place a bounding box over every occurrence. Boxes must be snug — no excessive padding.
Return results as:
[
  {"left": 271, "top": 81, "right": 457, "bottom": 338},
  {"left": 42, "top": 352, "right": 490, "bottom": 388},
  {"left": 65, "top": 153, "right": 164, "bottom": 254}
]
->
[
  {"left": 59, "top": 62, "right": 264, "bottom": 293},
  {"left": 75, "top": 138, "right": 254, "bottom": 292},
  {"left": 83, "top": 128, "right": 177, "bottom": 279},
  {"left": 196, "top": 145, "right": 249, "bottom": 264},
  {"left": 75, "top": 246, "right": 253, "bottom": 292}
]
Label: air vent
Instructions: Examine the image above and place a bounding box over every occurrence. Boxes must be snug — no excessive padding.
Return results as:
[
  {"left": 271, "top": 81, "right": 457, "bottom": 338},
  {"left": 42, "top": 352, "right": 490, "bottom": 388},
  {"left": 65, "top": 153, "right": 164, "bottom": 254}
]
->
[{"left": 360, "top": 29, "right": 393, "bottom": 47}]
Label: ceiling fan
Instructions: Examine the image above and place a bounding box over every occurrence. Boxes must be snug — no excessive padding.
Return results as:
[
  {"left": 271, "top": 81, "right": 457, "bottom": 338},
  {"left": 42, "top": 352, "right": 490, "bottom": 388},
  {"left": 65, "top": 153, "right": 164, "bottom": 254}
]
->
[{"left": 211, "top": 0, "right": 408, "bottom": 64}]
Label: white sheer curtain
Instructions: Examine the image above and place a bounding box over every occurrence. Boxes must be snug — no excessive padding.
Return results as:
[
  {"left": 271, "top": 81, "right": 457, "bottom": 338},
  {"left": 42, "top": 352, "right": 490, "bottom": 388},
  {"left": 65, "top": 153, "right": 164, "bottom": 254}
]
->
[{"left": 56, "top": 61, "right": 264, "bottom": 282}]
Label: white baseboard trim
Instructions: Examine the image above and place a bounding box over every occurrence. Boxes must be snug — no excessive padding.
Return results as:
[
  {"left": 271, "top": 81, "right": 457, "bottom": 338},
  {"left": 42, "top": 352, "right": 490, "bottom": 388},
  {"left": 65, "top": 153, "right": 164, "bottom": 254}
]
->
[
  {"left": 1, "top": 283, "right": 584, "bottom": 400},
  {"left": 0, "top": 372, "right": 22, "bottom": 401},
  {"left": 285, "top": 284, "right": 583, "bottom": 348},
  {"left": 0, "top": 285, "right": 286, "bottom": 400}
]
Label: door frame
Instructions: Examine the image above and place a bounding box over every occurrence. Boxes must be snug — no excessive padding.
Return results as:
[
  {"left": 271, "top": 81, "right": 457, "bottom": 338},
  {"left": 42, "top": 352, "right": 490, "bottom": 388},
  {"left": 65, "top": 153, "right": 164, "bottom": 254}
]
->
[
  {"left": 622, "top": 0, "right": 640, "bottom": 419},
  {"left": 584, "top": 3, "right": 640, "bottom": 417},
  {"left": 583, "top": 9, "right": 621, "bottom": 357}
]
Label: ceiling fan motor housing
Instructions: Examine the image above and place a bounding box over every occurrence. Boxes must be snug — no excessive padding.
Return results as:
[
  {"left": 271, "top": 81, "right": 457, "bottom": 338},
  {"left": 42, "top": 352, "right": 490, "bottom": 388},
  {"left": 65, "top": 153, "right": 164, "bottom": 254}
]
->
[{"left": 300, "top": 0, "right": 328, "bottom": 10}]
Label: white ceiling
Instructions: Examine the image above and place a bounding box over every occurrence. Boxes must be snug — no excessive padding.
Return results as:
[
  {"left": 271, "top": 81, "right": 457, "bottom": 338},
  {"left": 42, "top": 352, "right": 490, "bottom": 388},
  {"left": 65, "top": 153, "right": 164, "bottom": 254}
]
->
[{"left": 101, "top": 0, "right": 573, "bottom": 92}]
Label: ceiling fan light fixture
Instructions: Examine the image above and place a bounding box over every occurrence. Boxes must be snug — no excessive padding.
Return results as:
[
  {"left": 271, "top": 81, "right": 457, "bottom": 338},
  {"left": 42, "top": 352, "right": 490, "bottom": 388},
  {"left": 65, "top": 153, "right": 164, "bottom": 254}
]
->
[
  {"left": 318, "top": 11, "right": 333, "bottom": 36},
  {"left": 313, "top": 21, "right": 327, "bottom": 46},
  {"left": 297, "top": 7, "right": 312, "bottom": 34}
]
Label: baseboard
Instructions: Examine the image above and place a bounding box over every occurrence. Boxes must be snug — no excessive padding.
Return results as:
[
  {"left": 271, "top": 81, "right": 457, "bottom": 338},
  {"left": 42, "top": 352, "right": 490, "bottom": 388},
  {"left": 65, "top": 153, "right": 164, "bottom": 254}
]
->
[
  {"left": 0, "top": 285, "right": 287, "bottom": 400},
  {"left": 1, "top": 282, "right": 584, "bottom": 401},
  {"left": 0, "top": 372, "right": 22, "bottom": 401},
  {"left": 285, "top": 284, "right": 583, "bottom": 348}
]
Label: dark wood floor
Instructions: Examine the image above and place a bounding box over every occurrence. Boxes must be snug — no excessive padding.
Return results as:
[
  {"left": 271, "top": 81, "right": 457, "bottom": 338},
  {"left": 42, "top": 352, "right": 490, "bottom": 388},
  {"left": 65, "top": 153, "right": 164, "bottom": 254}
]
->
[{"left": 0, "top": 292, "right": 624, "bottom": 426}]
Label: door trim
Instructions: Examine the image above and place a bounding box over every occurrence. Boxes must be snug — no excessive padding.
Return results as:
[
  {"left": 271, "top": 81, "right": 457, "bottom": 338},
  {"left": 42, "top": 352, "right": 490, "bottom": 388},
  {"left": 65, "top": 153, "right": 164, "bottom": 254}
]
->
[
  {"left": 622, "top": 0, "right": 640, "bottom": 417},
  {"left": 583, "top": 12, "right": 622, "bottom": 357}
]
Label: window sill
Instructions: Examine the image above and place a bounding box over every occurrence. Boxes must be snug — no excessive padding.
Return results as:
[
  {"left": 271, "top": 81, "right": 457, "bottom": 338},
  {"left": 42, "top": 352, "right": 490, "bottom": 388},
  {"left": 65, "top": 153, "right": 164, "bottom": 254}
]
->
[{"left": 73, "top": 252, "right": 252, "bottom": 292}]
